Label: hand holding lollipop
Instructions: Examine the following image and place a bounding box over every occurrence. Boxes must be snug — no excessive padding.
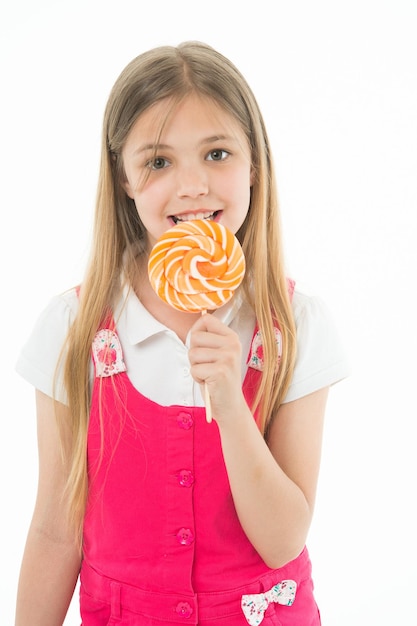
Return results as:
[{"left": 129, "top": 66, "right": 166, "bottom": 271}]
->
[{"left": 148, "top": 219, "right": 246, "bottom": 421}]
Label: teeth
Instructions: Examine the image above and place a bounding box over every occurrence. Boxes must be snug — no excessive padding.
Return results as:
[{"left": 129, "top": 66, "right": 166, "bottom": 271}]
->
[{"left": 172, "top": 211, "right": 216, "bottom": 224}]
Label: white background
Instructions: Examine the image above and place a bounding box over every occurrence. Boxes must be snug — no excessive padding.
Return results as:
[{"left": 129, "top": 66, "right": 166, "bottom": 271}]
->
[{"left": 1, "top": 0, "right": 416, "bottom": 624}]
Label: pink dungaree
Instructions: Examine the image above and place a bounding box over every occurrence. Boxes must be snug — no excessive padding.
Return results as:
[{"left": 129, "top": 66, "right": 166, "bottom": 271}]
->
[{"left": 79, "top": 293, "right": 321, "bottom": 625}]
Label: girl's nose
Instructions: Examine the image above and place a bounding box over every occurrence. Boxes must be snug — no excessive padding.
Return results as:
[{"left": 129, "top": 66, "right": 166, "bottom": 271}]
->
[{"left": 176, "top": 165, "right": 209, "bottom": 199}]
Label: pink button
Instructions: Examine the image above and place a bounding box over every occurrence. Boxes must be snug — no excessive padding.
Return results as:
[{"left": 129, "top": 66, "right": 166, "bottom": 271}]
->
[
  {"left": 177, "top": 470, "right": 194, "bottom": 487},
  {"left": 175, "top": 601, "right": 193, "bottom": 618},
  {"left": 176, "top": 528, "right": 194, "bottom": 546},
  {"left": 177, "top": 412, "right": 193, "bottom": 429}
]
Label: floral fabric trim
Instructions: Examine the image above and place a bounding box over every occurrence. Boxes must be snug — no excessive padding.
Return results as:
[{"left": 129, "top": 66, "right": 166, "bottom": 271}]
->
[
  {"left": 247, "top": 326, "right": 283, "bottom": 371},
  {"left": 92, "top": 329, "right": 127, "bottom": 377},
  {"left": 241, "top": 579, "right": 297, "bottom": 625}
]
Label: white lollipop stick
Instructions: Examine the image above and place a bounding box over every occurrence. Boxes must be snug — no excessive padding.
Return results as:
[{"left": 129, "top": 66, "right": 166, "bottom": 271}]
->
[{"left": 201, "top": 309, "right": 212, "bottom": 423}]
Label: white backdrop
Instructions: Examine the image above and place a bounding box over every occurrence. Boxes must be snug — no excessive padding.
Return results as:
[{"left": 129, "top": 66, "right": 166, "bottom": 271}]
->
[{"left": 1, "top": 1, "right": 416, "bottom": 624}]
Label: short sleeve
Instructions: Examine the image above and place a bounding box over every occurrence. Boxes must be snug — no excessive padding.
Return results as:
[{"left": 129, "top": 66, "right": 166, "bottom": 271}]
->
[
  {"left": 283, "top": 289, "right": 351, "bottom": 403},
  {"left": 15, "top": 288, "right": 79, "bottom": 404}
]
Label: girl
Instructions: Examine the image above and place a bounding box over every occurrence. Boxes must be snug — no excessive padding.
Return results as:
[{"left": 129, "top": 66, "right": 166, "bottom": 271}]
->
[{"left": 15, "top": 41, "right": 349, "bottom": 625}]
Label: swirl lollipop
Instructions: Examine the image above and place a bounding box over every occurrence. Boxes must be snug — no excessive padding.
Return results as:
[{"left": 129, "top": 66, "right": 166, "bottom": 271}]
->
[{"left": 148, "top": 219, "right": 245, "bottom": 421}]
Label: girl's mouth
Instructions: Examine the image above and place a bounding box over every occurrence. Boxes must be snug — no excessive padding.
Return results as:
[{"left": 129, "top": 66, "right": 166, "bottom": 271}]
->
[{"left": 170, "top": 210, "right": 221, "bottom": 225}]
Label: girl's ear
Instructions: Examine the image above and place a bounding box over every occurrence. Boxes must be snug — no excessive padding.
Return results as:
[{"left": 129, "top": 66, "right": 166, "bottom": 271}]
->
[
  {"left": 123, "top": 179, "right": 135, "bottom": 199},
  {"left": 113, "top": 152, "right": 135, "bottom": 199}
]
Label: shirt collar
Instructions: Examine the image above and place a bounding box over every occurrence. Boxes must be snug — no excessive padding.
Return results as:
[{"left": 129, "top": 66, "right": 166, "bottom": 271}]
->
[{"left": 116, "top": 284, "right": 244, "bottom": 346}]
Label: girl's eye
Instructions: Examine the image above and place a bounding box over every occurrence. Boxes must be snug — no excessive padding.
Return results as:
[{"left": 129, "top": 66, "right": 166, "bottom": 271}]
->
[
  {"left": 147, "top": 157, "right": 169, "bottom": 170},
  {"left": 206, "top": 149, "right": 229, "bottom": 162}
]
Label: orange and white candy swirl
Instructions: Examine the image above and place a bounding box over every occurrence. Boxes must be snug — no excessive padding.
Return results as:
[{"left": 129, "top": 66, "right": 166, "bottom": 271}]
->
[{"left": 148, "top": 219, "right": 245, "bottom": 312}]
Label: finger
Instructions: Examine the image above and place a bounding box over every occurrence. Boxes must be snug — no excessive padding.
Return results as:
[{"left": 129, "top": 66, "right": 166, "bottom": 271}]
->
[
  {"left": 189, "top": 330, "right": 224, "bottom": 350},
  {"left": 188, "top": 345, "right": 217, "bottom": 366},
  {"left": 191, "top": 312, "right": 231, "bottom": 335}
]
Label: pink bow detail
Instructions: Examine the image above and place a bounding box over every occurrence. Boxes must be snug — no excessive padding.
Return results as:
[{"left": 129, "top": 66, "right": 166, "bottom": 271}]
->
[{"left": 241, "top": 579, "right": 297, "bottom": 625}]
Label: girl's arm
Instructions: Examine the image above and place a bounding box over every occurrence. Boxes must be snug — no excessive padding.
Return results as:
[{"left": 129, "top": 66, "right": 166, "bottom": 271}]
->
[
  {"left": 217, "top": 387, "right": 327, "bottom": 569},
  {"left": 189, "top": 313, "right": 328, "bottom": 569},
  {"left": 15, "top": 390, "right": 82, "bottom": 626}
]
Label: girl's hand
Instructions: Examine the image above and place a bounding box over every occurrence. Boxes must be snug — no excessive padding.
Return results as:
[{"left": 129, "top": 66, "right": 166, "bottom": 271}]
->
[
  {"left": 188, "top": 313, "right": 247, "bottom": 423},
  {"left": 189, "top": 313, "right": 329, "bottom": 569}
]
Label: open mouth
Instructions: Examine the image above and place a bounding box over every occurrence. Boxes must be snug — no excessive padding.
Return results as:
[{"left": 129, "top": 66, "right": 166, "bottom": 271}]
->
[{"left": 170, "top": 210, "right": 221, "bottom": 225}]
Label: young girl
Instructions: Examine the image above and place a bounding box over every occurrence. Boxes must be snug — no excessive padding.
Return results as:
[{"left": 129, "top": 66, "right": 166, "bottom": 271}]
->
[{"left": 15, "top": 41, "right": 349, "bottom": 625}]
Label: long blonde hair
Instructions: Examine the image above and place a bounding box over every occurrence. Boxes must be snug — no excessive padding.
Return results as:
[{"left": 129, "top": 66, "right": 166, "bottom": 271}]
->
[{"left": 61, "top": 41, "right": 296, "bottom": 541}]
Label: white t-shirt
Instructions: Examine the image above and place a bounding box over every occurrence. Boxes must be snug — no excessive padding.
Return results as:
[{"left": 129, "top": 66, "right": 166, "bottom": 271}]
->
[{"left": 15, "top": 285, "right": 350, "bottom": 407}]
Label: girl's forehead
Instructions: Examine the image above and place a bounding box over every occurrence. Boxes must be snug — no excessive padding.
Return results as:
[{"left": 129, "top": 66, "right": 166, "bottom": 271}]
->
[{"left": 130, "top": 93, "right": 242, "bottom": 140}]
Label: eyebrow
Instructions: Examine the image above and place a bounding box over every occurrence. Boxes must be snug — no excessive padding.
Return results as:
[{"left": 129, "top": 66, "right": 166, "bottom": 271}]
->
[{"left": 133, "top": 135, "right": 235, "bottom": 155}]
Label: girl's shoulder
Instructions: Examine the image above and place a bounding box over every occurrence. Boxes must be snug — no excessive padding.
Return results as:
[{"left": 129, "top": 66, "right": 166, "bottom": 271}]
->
[
  {"left": 23, "top": 286, "right": 80, "bottom": 347},
  {"left": 44, "top": 286, "right": 80, "bottom": 319},
  {"left": 15, "top": 286, "right": 81, "bottom": 403},
  {"left": 291, "top": 285, "right": 333, "bottom": 326},
  {"left": 284, "top": 283, "right": 351, "bottom": 402}
]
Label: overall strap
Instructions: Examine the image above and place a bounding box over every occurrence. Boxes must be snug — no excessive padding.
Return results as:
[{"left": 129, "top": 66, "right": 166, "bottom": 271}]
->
[
  {"left": 246, "top": 277, "right": 295, "bottom": 371},
  {"left": 75, "top": 285, "right": 126, "bottom": 378},
  {"left": 243, "top": 279, "right": 295, "bottom": 421}
]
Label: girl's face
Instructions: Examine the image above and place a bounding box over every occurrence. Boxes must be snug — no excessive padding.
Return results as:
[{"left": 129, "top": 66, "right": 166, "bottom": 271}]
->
[{"left": 122, "top": 94, "right": 252, "bottom": 249}]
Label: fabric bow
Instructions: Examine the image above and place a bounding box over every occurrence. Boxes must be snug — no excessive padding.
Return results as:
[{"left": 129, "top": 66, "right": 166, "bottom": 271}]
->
[{"left": 241, "top": 579, "right": 297, "bottom": 625}]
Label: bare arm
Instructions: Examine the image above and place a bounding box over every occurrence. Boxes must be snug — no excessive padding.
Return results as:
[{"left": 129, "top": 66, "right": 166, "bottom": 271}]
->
[
  {"left": 217, "top": 387, "right": 327, "bottom": 568},
  {"left": 189, "top": 313, "right": 328, "bottom": 568},
  {"left": 15, "top": 390, "right": 82, "bottom": 626}
]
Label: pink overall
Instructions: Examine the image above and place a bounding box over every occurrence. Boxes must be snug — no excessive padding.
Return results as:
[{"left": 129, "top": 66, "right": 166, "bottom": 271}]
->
[{"left": 79, "top": 303, "right": 321, "bottom": 625}]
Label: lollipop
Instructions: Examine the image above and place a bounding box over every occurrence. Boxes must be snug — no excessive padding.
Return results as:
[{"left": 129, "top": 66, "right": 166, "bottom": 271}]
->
[
  {"left": 148, "top": 219, "right": 245, "bottom": 312},
  {"left": 148, "top": 219, "right": 246, "bottom": 421}
]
